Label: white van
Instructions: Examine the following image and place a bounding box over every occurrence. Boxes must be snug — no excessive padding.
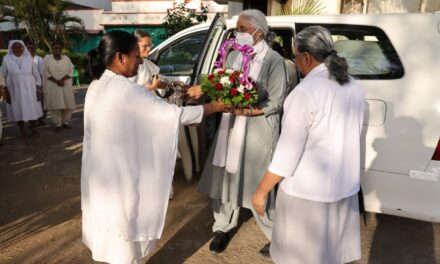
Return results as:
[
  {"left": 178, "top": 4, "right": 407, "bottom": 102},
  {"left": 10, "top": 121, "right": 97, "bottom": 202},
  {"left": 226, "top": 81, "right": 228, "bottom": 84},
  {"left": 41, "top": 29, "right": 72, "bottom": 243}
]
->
[{"left": 149, "top": 13, "right": 440, "bottom": 223}]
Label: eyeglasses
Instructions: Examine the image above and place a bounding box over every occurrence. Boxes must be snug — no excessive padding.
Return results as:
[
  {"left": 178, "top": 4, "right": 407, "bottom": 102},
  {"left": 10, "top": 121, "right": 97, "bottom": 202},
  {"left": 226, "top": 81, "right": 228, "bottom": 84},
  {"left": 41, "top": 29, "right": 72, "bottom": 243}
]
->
[{"left": 140, "top": 44, "right": 153, "bottom": 50}]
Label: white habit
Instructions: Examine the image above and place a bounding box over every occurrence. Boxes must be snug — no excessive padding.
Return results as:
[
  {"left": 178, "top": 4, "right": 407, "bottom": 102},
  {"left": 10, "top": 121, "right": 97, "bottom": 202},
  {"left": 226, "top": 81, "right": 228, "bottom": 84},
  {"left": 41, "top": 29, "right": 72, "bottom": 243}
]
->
[
  {"left": 268, "top": 64, "right": 365, "bottom": 264},
  {"left": 0, "top": 40, "right": 42, "bottom": 121},
  {"left": 81, "top": 70, "right": 203, "bottom": 264}
]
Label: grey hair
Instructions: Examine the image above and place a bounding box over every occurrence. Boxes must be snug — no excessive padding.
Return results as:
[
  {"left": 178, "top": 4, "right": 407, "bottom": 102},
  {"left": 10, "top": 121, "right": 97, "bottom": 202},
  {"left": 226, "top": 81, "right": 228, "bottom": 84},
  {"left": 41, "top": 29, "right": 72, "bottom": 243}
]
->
[
  {"left": 239, "top": 9, "right": 269, "bottom": 38},
  {"left": 133, "top": 29, "right": 151, "bottom": 41},
  {"left": 295, "top": 26, "right": 350, "bottom": 85}
]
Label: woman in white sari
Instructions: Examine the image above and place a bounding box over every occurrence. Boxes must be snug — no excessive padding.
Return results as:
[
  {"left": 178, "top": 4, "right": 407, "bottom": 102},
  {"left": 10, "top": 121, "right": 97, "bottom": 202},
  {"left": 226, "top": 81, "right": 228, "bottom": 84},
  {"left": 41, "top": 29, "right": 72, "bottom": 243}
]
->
[
  {"left": 43, "top": 41, "right": 75, "bottom": 131},
  {"left": 253, "top": 26, "right": 364, "bottom": 264},
  {"left": 1, "top": 40, "right": 42, "bottom": 137},
  {"left": 81, "top": 30, "right": 225, "bottom": 264}
]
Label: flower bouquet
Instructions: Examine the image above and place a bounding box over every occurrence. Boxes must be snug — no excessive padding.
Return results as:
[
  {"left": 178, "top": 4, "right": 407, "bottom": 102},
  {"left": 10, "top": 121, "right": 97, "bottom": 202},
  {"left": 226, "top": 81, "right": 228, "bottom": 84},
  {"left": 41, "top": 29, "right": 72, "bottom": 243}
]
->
[{"left": 201, "top": 38, "right": 258, "bottom": 107}]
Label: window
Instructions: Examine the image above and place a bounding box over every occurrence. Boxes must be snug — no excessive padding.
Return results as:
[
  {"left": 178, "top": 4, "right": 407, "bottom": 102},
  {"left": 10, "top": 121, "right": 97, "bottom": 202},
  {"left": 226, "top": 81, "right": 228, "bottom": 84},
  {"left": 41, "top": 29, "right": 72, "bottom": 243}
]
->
[
  {"left": 156, "top": 32, "right": 207, "bottom": 76},
  {"left": 296, "top": 24, "right": 404, "bottom": 79}
]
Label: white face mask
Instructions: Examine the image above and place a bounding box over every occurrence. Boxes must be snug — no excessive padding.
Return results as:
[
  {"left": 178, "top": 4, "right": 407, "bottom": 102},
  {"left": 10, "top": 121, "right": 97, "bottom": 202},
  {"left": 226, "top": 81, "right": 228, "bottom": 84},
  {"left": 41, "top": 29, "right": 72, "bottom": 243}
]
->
[{"left": 235, "top": 31, "right": 256, "bottom": 47}]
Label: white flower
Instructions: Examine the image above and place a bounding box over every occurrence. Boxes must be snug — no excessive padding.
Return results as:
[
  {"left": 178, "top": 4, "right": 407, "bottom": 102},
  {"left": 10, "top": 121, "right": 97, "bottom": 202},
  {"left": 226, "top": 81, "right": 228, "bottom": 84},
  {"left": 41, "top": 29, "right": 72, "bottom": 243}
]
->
[
  {"left": 246, "top": 83, "right": 253, "bottom": 90},
  {"left": 225, "top": 69, "right": 235, "bottom": 74},
  {"left": 239, "top": 73, "right": 244, "bottom": 78},
  {"left": 220, "top": 76, "right": 231, "bottom": 85},
  {"left": 238, "top": 84, "right": 245, "bottom": 93},
  {"left": 213, "top": 68, "right": 222, "bottom": 74}
]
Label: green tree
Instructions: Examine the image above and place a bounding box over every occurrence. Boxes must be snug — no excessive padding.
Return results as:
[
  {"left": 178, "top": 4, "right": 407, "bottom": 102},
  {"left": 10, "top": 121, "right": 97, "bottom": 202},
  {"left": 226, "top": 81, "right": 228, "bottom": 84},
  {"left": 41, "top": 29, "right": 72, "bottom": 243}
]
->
[
  {"left": 162, "top": 2, "right": 208, "bottom": 37},
  {"left": 0, "top": 0, "right": 84, "bottom": 51},
  {"left": 279, "top": 0, "right": 324, "bottom": 15}
]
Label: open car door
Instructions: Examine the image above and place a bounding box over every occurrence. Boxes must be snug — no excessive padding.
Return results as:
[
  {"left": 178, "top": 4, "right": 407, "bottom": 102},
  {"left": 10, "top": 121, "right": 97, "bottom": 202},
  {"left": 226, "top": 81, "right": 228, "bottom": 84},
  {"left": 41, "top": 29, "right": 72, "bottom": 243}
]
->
[{"left": 181, "top": 13, "right": 227, "bottom": 181}]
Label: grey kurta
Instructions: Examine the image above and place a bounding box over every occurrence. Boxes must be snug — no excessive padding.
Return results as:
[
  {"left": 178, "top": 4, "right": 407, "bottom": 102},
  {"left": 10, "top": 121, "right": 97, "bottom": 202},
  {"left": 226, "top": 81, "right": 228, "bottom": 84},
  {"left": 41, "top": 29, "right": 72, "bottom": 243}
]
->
[{"left": 197, "top": 49, "right": 286, "bottom": 210}]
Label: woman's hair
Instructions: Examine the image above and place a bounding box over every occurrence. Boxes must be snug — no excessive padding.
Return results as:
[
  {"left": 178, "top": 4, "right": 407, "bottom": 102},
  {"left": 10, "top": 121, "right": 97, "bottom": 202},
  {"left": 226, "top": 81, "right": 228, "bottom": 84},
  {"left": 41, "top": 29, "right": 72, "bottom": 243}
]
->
[
  {"left": 86, "top": 30, "right": 138, "bottom": 80},
  {"left": 239, "top": 9, "right": 269, "bottom": 38},
  {"left": 133, "top": 29, "right": 151, "bottom": 41},
  {"left": 52, "top": 40, "right": 63, "bottom": 47},
  {"left": 295, "top": 26, "right": 350, "bottom": 85}
]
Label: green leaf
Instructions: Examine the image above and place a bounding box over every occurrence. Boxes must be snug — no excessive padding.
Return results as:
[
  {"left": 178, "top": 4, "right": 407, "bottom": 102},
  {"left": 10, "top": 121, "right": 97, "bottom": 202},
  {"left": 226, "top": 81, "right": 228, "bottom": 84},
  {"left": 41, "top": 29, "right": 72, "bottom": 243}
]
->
[
  {"left": 278, "top": 0, "right": 324, "bottom": 15},
  {"left": 231, "top": 95, "right": 243, "bottom": 104}
]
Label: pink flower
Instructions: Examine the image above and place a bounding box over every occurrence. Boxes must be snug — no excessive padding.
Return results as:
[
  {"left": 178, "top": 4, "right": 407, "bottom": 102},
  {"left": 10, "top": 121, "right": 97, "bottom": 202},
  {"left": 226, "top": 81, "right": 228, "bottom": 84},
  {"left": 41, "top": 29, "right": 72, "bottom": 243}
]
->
[{"left": 215, "top": 83, "right": 223, "bottom": 90}]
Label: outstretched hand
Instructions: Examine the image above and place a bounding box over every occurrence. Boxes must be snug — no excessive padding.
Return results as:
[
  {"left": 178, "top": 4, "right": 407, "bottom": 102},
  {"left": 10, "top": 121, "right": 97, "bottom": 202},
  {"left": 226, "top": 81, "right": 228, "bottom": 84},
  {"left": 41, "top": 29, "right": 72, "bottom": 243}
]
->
[{"left": 186, "top": 85, "right": 203, "bottom": 99}]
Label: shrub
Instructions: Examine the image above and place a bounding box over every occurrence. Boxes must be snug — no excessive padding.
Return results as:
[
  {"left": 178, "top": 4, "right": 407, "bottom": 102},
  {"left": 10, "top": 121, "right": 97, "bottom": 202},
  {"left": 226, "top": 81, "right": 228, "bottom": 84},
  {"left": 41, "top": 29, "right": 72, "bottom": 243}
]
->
[
  {"left": 0, "top": 50, "right": 7, "bottom": 65},
  {"left": 162, "top": 2, "right": 208, "bottom": 37}
]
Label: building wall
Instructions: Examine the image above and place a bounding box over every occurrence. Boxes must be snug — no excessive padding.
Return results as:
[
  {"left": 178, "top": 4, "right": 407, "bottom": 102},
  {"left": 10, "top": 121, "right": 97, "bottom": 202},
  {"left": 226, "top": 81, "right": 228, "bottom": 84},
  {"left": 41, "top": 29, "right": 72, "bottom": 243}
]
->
[
  {"left": 66, "top": 10, "right": 105, "bottom": 31},
  {"left": 70, "top": 0, "right": 112, "bottom": 10},
  {"left": 368, "top": 0, "right": 419, "bottom": 13},
  {"left": 269, "top": 0, "right": 440, "bottom": 15},
  {"left": 111, "top": 0, "right": 227, "bottom": 13},
  {"left": 65, "top": 0, "right": 228, "bottom": 52},
  {"left": 424, "top": 0, "right": 440, "bottom": 12},
  {"left": 367, "top": 0, "right": 440, "bottom": 13}
]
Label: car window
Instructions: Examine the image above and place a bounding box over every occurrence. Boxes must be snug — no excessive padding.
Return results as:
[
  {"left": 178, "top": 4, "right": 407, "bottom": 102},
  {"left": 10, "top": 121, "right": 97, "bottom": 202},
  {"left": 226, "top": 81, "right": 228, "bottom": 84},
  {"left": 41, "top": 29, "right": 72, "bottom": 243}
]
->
[
  {"left": 296, "top": 23, "right": 404, "bottom": 79},
  {"left": 156, "top": 32, "right": 207, "bottom": 76}
]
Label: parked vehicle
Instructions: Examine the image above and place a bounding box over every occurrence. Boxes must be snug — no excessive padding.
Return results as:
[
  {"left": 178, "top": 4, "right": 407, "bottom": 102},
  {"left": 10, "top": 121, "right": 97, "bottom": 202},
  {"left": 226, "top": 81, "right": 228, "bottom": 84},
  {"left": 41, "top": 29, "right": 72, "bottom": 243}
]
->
[{"left": 149, "top": 13, "right": 440, "bottom": 223}]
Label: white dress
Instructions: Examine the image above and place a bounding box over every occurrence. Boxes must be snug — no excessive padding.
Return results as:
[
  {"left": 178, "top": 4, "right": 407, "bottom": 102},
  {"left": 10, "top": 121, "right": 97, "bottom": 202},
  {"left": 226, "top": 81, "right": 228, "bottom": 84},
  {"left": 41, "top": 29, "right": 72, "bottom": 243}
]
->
[
  {"left": 0, "top": 41, "right": 42, "bottom": 122},
  {"left": 43, "top": 54, "right": 75, "bottom": 110},
  {"left": 81, "top": 70, "right": 203, "bottom": 264},
  {"left": 268, "top": 64, "right": 365, "bottom": 264}
]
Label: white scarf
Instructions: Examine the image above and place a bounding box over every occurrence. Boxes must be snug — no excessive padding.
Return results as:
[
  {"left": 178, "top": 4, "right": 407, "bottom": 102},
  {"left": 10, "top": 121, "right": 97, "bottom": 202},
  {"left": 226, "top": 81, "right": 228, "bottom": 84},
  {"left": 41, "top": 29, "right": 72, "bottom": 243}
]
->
[{"left": 212, "top": 40, "right": 270, "bottom": 174}]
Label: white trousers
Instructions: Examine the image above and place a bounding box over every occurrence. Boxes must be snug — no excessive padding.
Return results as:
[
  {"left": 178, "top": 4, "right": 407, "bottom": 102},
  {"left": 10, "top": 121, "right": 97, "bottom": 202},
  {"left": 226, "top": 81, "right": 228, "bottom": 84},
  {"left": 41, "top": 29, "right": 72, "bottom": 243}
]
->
[{"left": 50, "top": 109, "right": 73, "bottom": 127}]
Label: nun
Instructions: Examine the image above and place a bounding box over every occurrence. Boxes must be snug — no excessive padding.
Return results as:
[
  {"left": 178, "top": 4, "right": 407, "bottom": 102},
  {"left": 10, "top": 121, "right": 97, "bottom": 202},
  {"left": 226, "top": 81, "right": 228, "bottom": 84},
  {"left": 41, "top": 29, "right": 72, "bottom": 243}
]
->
[
  {"left": 0, "top": 40, "right": 43, "bottom": 137},
  {"left": 253, "top": 26, "right": 365, "bottom": 264}
]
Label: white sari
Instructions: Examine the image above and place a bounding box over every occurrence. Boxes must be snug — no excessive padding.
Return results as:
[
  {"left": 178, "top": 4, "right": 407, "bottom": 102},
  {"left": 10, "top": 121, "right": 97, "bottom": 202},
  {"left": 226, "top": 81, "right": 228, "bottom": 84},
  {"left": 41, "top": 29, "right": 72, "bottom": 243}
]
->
[{"left": 81, "top": 70, "right": 203, "bottom": 263}]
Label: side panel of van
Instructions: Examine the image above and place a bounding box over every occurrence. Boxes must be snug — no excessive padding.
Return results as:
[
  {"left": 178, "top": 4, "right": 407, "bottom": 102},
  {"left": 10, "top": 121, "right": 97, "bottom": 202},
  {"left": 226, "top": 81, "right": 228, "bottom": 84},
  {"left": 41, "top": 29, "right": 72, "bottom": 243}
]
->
[{"left": 360, "top": 15, "right": 440, "bottom": 222}]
